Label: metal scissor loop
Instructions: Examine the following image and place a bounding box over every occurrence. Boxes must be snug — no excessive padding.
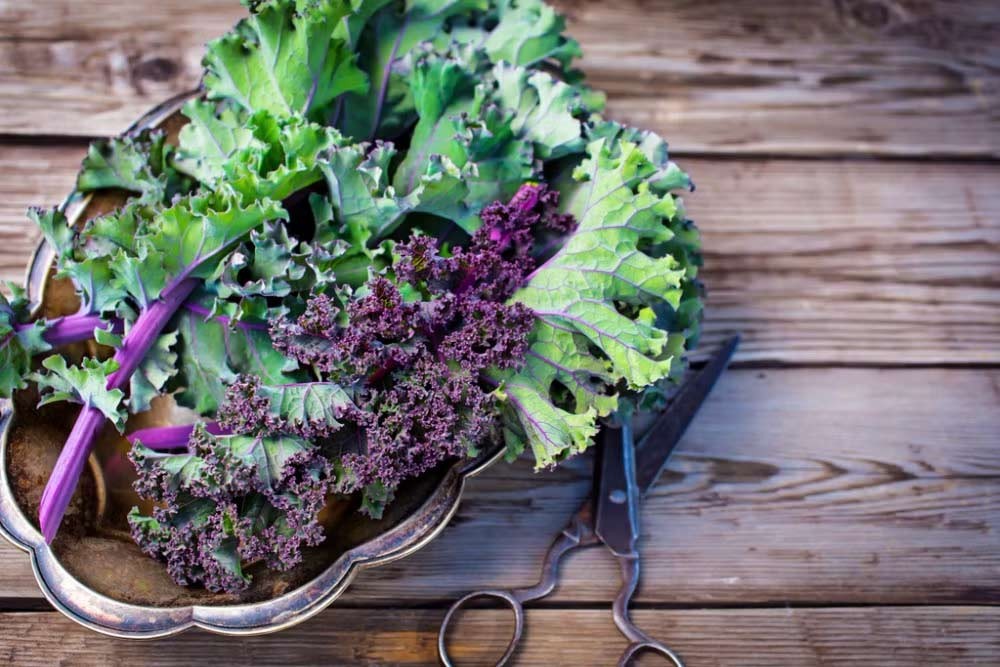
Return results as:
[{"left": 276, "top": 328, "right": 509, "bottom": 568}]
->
[
  {"left": 438, "top": 513, "right": 683, "bottom": 666},
  {"left": 438, "top": 589, "right": 523, "bottom": 667},
  {"left": 438, "top": 516, "right": 592, "bottom": 667}
]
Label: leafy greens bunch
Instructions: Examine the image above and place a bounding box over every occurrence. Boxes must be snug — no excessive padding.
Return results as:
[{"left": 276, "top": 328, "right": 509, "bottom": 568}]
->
[{"left": 1, "top": 0, "right": 702, "bottom": 593}]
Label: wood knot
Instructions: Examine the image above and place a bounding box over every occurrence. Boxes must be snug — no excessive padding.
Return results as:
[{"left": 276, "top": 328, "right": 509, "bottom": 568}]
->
[
  {"left": 132, "top": 57, "right": 179, "bottom": 83},
  {"left": 852, "top": 1, "right": 891, "bottom": 28},
  {"left": 837, "top": 0, "right": 893, "bottom": 30}
]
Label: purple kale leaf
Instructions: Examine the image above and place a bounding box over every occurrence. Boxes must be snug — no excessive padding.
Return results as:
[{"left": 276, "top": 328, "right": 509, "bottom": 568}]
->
[
  {"left": 217, "top": 375, "right": 353, "bottom": 440},
  {"left": 127, "top": 424, "right": 340, "bottom": 593},
  {"left": 257, "top": 184, "right": 568, "bottom": 510}
]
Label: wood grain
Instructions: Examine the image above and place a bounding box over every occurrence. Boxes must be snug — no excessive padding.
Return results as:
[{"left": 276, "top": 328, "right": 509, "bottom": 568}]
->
[
  {"left": 565, "top": 0, "right": 1000, "bottom": 158},
  {"left": 1, "top": 606, "right": 997, "bottom": 666},
  {"left": 0, "top": 144, "right": 77, "bottom": 284},
  {"left": 691, "top": 157, "right": 1000, "bottom": 364},
  {"left": 2, "top": 3, "right": 998, "bottom": 663},
  {"left": 1, "top": 367, "right": 996, "bottom": 605},
  {"left": 2, "top": 0, "right": 998, "bottom": 157},
  {"left": 3, "top": 145, "right": 997, "bottom": 364}
]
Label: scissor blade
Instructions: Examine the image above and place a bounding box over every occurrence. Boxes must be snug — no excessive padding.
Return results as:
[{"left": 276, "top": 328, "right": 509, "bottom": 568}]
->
[
  {"left": 593, "top": 422, "right": 641, "bottom": 558},
  {"left": 635, "top": 334, "right": 740, "bottom": 496}
]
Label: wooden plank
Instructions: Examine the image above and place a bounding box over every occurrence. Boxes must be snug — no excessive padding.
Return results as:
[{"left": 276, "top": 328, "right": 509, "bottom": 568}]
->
[
  {"left": 0, "top": 2, "right": 238, "bottom": 138},
  {"left": 564, "top": 0, "right": 1000, "bottom": 158},
  {"left": 0, "top": 606, "right": 997, "bottom": 665},
  {"left": 2, "top": 145, "right": 997, "bottom": 364},
  {"left": 690, "top": 157, "right": 1000, "bottom": 364},
  {"left": 1, "top": 1, "right": 999, "bottom": 157},
  {"left": 0, "top": 144, "right": 77, "bottom": 284},
  {"left": 346, "top": 367, "right": 1000, "bottom": 607},
  {"left": 2, "top": 368, "right": 998, "bottom": 604}
]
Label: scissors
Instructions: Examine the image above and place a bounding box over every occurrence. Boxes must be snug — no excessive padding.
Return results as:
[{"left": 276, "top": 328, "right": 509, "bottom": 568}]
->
[{"left": 438, "top": 335, "right": 740, "bottom": 667}]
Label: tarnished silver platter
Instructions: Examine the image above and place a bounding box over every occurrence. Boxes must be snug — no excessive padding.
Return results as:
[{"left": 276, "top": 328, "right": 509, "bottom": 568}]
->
[{"left": 0, "top": 90, "right": 503, "bottom": 638}]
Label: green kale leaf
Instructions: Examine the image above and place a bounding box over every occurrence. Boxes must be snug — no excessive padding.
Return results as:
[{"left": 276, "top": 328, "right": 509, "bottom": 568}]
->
[
  {"left": 499, "top": 135, "right": 695, "bottom": 466},
  {"left": 203, "top": 0, "right": 368, "bottom": 121},
  {"left": 33, "top": 356, "right": 126, "bottom": 430}
]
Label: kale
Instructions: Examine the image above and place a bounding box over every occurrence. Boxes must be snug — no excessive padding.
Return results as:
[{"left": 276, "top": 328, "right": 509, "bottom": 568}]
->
[{"left": 3, "top": 0, "right": 702, "bottom": 591}]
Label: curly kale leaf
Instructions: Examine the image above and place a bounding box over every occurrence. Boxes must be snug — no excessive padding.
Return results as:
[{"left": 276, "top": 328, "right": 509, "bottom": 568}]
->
[
  {"left": 128, "top": 332, "right": 179, "bottom": 414},
  {"left": 499, "top": 135, "right": 698, "bottom": 466},
  {"left": 88, "top": 319, "right": 179, "bottom": 417},
  {"left": 335, "top": 0, "right": 488, "bottom": 140},
  {"left": 309, "top": 140, "right": 466, "bottom": 280},
  {"left": 76, "top": 199, "right": 155, "bottom": 259},
  {"left": 178, "top": 107, "right": 347, "bottom": 207},
  {"left": 217, "top": 221, "right": 310, "bottom": 311},
  {"left": 317, "top": 141, "right": 406, "bottom": 243},
  {"left": 29, "top": 206, "right": 76, "bottom": 260},
  {"left": 58, "top": 185, "right": 286, "bottom": 326},
  {"left": 262, "top": 186, "right": 559, "bottom": 506},
  {"left": 0, "top": 286, "right": 50, "bottom": 396},
  {"left": 32, "top": 356, "right": 126, "bottom": 430},
  {"left": 392, "top": 53, "right": 594, "bottom": 229},
  {"left": 478, "top": 0, "right": 582, "bottom": 69},
  {"left": 128, "top": 426, "right": 340, "bottom": 593},
  {"left": 203, "top": 0, "right": 368, "bottom": 122},
  {"left": 173, "top": 100, "right": 260, "bottom": 185},
  {"left": 173, "top": 301, "right": 303, "bottom": 416},
  {"left": 147, "top": 186, "right": 286, "bottom": 283},
  {"left": 492, "top": 62, "right": 590, "bottom": 160},
  {"left": 217, "top": 375, "right": 354, "bottom": 439},
  {"left": 78, "top": 130, "right": 190, "bottom": 203},
  {"left": 336, "top": 0, "right": 584, "bottom": 141}
]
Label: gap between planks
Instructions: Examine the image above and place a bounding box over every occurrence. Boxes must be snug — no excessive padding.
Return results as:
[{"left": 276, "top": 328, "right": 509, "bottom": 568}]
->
[{"left": 2, "top": 598, "right": 997, "bottom": 614}]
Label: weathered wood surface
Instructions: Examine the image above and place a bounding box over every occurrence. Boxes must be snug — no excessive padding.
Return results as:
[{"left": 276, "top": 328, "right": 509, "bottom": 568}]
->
[
  {"left": 1, "top": 367, "right": 997, "bottom": 605},
  {"left": 0, "top": 144, "right": 75, "bottom": 282},
  {"left": 3, "top": 1, "right": 999, "bottom": 664},
  {"left": 2, "top": 1, "right": 999, "bottom": 157},
  {"left": 3, "top": 145, "right": 997, "bottom": 365},
  {"left": 1, "top": 607, "right": 997, "bottom": 666}
]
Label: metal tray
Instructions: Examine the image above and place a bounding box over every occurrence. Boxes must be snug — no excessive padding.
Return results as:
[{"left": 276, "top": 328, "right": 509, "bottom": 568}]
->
[{"left": 0, "top": 91, "right": 503, "bottom": 638}]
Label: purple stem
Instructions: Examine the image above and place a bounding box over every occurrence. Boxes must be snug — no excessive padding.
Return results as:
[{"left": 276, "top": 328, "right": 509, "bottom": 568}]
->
[
  {"left": 36, "top": 405, "right": 106, "bottom": 542},
  {"left": 368, "top": 14, "right": 410, "bottom": 140},
  {"left": 39, "top": 277, "right": 198, "bottom": 543},
  {"left": 105, "top": 279, "right": 198, "bottom": 388},
  {"left": 126, "top": 421, "right": 230, "bottom": 450},
  {"left": 13, "top": 313, "right": 124, "bottom": 348}
]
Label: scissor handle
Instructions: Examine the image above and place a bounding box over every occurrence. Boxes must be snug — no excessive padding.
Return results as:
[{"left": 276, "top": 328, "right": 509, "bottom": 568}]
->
[
  {"left": 438, "top": 589, "right": 525, "bottom": 667},
  {"left": 612, "top": 555, "right": 685, "bottom": 667},
  {"left": 438, "top": 522, "right": 591, "bottom": 666},
  {"left": 619, "top": 640, "right": 685, "bottom": 667}
]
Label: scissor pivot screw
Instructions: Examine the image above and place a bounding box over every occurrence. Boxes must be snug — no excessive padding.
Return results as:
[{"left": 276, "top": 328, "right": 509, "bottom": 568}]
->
[{"left": 609, "top": 489, "right": 627, "bottom": 504}]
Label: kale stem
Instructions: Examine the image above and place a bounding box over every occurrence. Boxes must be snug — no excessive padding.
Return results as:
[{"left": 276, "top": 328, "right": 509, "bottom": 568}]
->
[
  {"left": 13, "top": 312, "right": 123, "bottom": 348},
  {"left": 38, "top": 277, "right": 199, "bottom": 543},
  {"left": 37, "top": 405, "right": 105, "bottom": 543},
  {"left": 127, "top": 421, "right": 230, "bottom": 451}
]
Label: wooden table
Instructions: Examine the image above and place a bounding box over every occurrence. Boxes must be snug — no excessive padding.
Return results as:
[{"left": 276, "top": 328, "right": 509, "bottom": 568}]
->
[{"left": 1, "top": 1, "right": 998, "bottom": 664}]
